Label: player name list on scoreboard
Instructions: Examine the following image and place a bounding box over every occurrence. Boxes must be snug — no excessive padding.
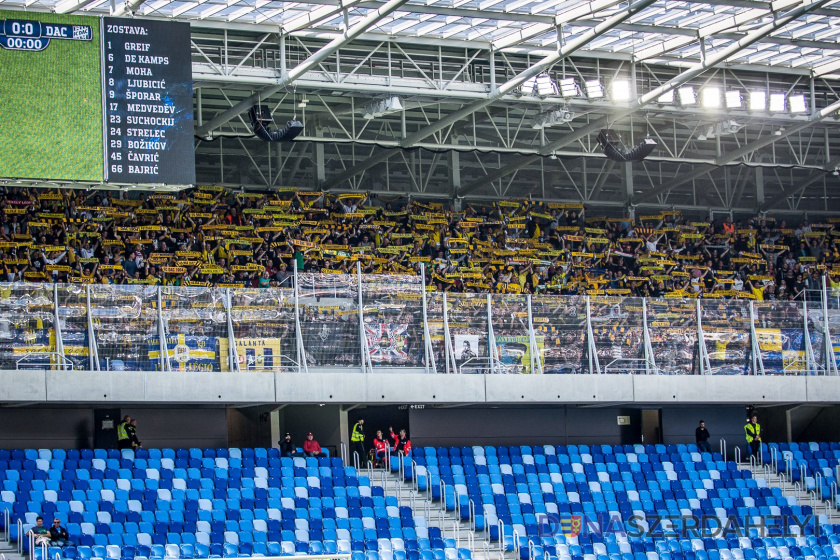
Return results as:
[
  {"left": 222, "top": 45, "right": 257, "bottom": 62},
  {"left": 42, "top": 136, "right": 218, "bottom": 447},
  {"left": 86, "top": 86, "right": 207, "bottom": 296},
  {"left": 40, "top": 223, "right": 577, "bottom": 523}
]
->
[{"left": 103, "top": 17, "right": 194, "bottom": 185}]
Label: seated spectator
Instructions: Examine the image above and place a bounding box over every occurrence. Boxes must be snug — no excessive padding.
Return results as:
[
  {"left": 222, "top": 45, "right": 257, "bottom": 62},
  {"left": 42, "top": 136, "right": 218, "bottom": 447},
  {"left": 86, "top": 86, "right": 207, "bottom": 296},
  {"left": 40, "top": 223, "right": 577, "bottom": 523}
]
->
[
  {"left": 302, "top": 432, "right": 326, "bottom": 457},
  {"left": 389, "top": 427, "right": 411, "bottom": 456},
  {"left": 27, "top": 516, "right": 50, "bottom": 546},
  {"left": 49, "top": 518, "right": 73, "bottom": 547},
  {"left": 372, "top": 430, "right": 390, "bottom": 467},
  {"left": 278, "top": 433, "right": 298, "bottom": 457}
]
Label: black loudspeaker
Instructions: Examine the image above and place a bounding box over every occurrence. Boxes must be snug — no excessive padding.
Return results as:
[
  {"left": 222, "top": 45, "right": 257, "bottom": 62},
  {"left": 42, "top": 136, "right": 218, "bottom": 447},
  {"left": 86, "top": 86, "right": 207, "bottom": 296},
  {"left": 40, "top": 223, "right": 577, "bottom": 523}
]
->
[
  {"left": 248, "top": 105, "right": 304, "bottom": 142},
  {"left": 597, "top": 129, "right": 657, "bottom": 163}
]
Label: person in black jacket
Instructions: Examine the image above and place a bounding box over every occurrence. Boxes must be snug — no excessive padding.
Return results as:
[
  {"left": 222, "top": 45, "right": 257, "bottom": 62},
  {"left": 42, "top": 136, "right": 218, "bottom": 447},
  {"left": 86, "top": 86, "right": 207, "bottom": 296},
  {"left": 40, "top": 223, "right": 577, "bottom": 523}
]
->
[
  {"left": 128, "top": 419, "right": 142, "bottom": 449},
  {"left": 49, "top": 518, "right": 73, "bottom": 547},
  {"left": 279, "top": 433, "right": 298, "bottom": 457},
  {"left": 695, "top": 420, "right": 712, "bottom": 454}
]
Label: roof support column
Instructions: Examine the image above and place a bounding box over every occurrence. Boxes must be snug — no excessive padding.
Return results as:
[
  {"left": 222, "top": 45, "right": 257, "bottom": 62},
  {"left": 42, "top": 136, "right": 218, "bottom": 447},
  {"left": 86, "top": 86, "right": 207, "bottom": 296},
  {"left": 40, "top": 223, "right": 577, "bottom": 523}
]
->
[
  {"left": 458, "top": 0, "right": 829, "bottom": 198},
  {"left": 195, "top": 0, "right": 412, "bottom": 137}
]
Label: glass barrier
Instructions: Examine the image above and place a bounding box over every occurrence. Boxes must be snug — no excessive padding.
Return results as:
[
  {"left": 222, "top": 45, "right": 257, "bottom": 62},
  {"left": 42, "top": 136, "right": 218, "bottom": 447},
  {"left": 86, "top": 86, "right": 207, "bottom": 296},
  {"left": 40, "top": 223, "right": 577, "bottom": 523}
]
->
[
  {"left": 446, "top": 293, "right": 490, "bottom": 374},
  {"left": 701, "top": 300, "right": 753, "bottom": 375},
  {"left": 90, "top": 285, "right": 159, "bottom": 371},
  {"left": 56, "top": 285, "right": 92, "bottom": 370},
  {"left": 490, "top": 295, "right": 533, "bottom": 374},
  {"left": 361, "top": 275, "right": 424, "bottom": 368},
  {"left": 159, "top": 287, "right": 229, "bottom": 372},
  {"left": 531, "top": 295, "right": 587, "bottom": 374},
  {"left": 298, "top": 273, "right": 361, "bottom": 368},
  {"left": 590, "top": 296, "right": 645, "bottom": 374},
  {"left": 754, "top": 301, "right": 807, "bottom": 375},
  {"left": 0, "top": 284, "right": 56, "bottom": 370},
  {"left": 230, "top": 288, "right": 297, "bottom": 372},
  {"left": 425, "top": 292, "right": 449, "bottom": 372},
  {"left": 0, "top": 279, "right": 835, "bottom": 375},
  {"left": 647, "top": 298, "right": 698, "bottom": 376}
]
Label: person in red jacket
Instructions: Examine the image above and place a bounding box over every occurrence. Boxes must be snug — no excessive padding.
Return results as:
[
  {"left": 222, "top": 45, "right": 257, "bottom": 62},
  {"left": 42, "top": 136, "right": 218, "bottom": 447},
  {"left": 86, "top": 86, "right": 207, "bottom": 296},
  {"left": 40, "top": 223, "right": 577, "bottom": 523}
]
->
[
  {"left": 303, "top": 432, "right": 326, "bottom": 458},
  {"left": 372, "top": 430, "right": 390, "bottom": 467},
  {"left": 389, "top": 427, "right": 411, "bottom": 456}
]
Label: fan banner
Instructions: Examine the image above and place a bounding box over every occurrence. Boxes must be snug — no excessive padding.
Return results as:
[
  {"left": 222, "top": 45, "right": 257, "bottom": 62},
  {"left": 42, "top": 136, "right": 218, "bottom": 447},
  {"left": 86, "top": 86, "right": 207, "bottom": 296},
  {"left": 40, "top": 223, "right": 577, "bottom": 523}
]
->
[
  {"left": 495, "top": 334, "right": 544, "bottom": 374},
  {"left": 148, "top": 334, "right": 218, "bottom": 372},
  {"left": 365, "top": 322, "right": 411, "bottom": 365},
  {"left": 219, "top": 337, "right": 282, "bottom": 371}
]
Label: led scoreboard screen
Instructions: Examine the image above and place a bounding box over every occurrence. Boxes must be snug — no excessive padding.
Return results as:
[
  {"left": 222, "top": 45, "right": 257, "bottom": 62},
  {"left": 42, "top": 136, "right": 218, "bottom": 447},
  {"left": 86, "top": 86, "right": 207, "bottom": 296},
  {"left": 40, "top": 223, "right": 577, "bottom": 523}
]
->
[{"left": 0, "top": 10, "right": 195, "bottom": 185}]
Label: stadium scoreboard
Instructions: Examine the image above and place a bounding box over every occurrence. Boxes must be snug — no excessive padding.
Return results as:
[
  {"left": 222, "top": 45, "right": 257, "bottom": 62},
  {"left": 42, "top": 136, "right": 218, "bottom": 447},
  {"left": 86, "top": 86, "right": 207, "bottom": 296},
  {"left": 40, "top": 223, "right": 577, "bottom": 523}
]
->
[{"left": 0, "top": 10, "right": 195, "bottom": 185}]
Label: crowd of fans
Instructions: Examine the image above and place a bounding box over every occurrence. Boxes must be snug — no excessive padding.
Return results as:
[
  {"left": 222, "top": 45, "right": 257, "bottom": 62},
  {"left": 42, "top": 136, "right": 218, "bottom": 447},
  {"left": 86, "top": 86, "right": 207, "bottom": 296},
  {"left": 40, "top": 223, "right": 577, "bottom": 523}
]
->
[{"left": 2, "top": 186, "right": 839, "bottom": 300}]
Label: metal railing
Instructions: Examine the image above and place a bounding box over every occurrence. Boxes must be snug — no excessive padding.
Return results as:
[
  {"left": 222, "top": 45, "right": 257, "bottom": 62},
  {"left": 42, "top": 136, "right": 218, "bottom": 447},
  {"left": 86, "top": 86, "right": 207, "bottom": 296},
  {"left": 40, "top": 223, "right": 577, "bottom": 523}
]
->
[
  {"left": 0, "top": 270, "right": 837, "bottom": 376},
  {"left": 15, "top": 353, "right": 76, "bottom": 371}
]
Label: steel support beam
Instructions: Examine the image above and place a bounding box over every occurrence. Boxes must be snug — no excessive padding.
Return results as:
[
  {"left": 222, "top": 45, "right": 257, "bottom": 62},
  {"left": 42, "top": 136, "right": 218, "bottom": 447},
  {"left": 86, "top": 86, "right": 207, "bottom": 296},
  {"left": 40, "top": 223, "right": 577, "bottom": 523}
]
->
[
  {"left": 713, "top": 99, "right": 840, "bottom": 166},
  {"left": 631, "top": 97, "right": 840, "bottom": 206},
  {"left": 456, "top": 0, "right": 830, "bottom": 198},
  {"left": 400, "top": 0, "right": 658, "bottom": 149},
  {"left": 759, "top": 170, "right": 827, "bottom": 212},
  {"left": 320, "top": 0, "right": 657, "bottom": 189},
  {"left": 491, "top": 0, "right": 626, "bottom": 51},
  {"left": 53, "top": 0, "right": 100, "bottom": 13},
  {"left": 194, "top": 0, "right": 411, "bottom": 137}
]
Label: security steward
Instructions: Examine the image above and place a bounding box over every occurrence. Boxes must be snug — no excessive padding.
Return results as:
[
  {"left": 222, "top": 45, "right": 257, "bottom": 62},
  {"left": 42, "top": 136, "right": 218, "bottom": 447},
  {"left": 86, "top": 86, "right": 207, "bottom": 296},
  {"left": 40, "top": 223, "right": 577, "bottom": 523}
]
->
[
  {"left": 744, "top": 414, "right": 762, "bottom": 461},
  {"left": 117, "top": 415, "right": 132, "bottom": 450},
  {"left": 350, "top": 419, "right": 365, "bottom": 465}
]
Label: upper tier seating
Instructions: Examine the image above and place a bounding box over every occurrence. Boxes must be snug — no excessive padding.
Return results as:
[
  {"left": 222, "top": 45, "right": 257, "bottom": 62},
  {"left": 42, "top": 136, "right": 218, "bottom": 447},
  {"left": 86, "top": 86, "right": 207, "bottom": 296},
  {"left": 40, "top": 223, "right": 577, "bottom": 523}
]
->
[{"left": 1, "top": 186, "right": 836, "bottom": 298}]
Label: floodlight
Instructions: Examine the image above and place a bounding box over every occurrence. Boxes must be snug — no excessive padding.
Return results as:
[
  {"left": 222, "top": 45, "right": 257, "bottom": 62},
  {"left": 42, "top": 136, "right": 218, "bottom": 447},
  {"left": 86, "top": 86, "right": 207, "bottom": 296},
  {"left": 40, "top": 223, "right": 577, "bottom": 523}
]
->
[
  {"left": 585, "top": 79, "right": 604, "bottom": 99},
  {"left": 701, "top": 87, "right": 722, "bottom": 109},
  {"left": 535, "top": 74, "right": 558, "bottom": 97},
  {"left": 678, "top": 86, "right": 697, "bottom": 105},
  {"left": 612, "top": 80, "right": 632, "bottom": 102},
  {"left": 769, "top": 93, "right": 786, "bottom": 113},
  {"left": 789, "top": 94, "right": 807, "bottom": 114},
  {"left": 749, "top": 91, "right": 767, "bottom": 111},
  {"left": 559, "top": 78, "right": 578, "bottom": 97},
  {"left": 725, "top": 90, "right": 743, "bottom": 109},
  {"left": 657, "top": 90, "right": 675, "bottom": 104},
  {"left": 522, "top": 76, "right": 538, "bottom": 95}
]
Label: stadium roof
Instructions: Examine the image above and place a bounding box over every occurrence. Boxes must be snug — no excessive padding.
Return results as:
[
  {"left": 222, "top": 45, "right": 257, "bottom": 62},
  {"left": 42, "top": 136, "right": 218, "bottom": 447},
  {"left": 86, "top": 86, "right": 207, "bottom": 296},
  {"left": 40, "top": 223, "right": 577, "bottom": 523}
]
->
[
  {"left": 7, "top": 0, "right": 840, "bottom": 73},
  {"left": 4, "top": 0, "right": 840, "bottom": 213}
]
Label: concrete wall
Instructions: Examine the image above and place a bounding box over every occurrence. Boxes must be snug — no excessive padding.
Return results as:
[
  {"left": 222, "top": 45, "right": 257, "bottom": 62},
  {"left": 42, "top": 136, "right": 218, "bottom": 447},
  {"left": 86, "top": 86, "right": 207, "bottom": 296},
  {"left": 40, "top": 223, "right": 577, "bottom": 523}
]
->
[
  {"left": 0, "top": 402, "right": 833, "bottom": 452},
  {"left": 0, "top": 370, "right": 833, "bottom": 406},
  {"left": 797, "top": 405, "right": 840, "bottom": 441},
  {"left": 226, "top": 406, "right": 276, "bottom": 449},
  {"left": 0, "top": 408, "right": 93, "bottom": 449},
  {"left": 408, "top": 407, "right": 642, "bottom": 447},
  {"left": 121, "top": 408, "right": 228, "bottom": 449},
  {"left": 0, "top": 407, "right": 227, "bottom": 450},
  {"left": 660, "top": 406, "right": 747, "bottom": 457},
  {"left": 279, "top": 405, "right": 345, "bottom": 456}
]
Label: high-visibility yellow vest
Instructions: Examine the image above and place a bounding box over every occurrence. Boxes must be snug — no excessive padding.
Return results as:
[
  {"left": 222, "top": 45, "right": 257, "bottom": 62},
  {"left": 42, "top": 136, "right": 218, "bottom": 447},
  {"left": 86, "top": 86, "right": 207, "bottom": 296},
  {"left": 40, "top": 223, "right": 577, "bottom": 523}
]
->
[
  {"left": 744, "top": 422, "right": 761, "bottom": 443},
  {"left": 351, "top": 423, "right": 364, "bottom": 442},
  {"left": 117, "top": 421, "right": 129, "bottom": 441}
]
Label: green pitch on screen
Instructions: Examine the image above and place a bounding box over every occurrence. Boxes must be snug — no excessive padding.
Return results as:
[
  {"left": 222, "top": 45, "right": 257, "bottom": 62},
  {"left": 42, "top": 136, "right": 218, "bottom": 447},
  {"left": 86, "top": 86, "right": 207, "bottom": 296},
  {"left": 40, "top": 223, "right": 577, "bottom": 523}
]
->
[{"left": 0, "top": 10, "right": 103, "bottom": 182}]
